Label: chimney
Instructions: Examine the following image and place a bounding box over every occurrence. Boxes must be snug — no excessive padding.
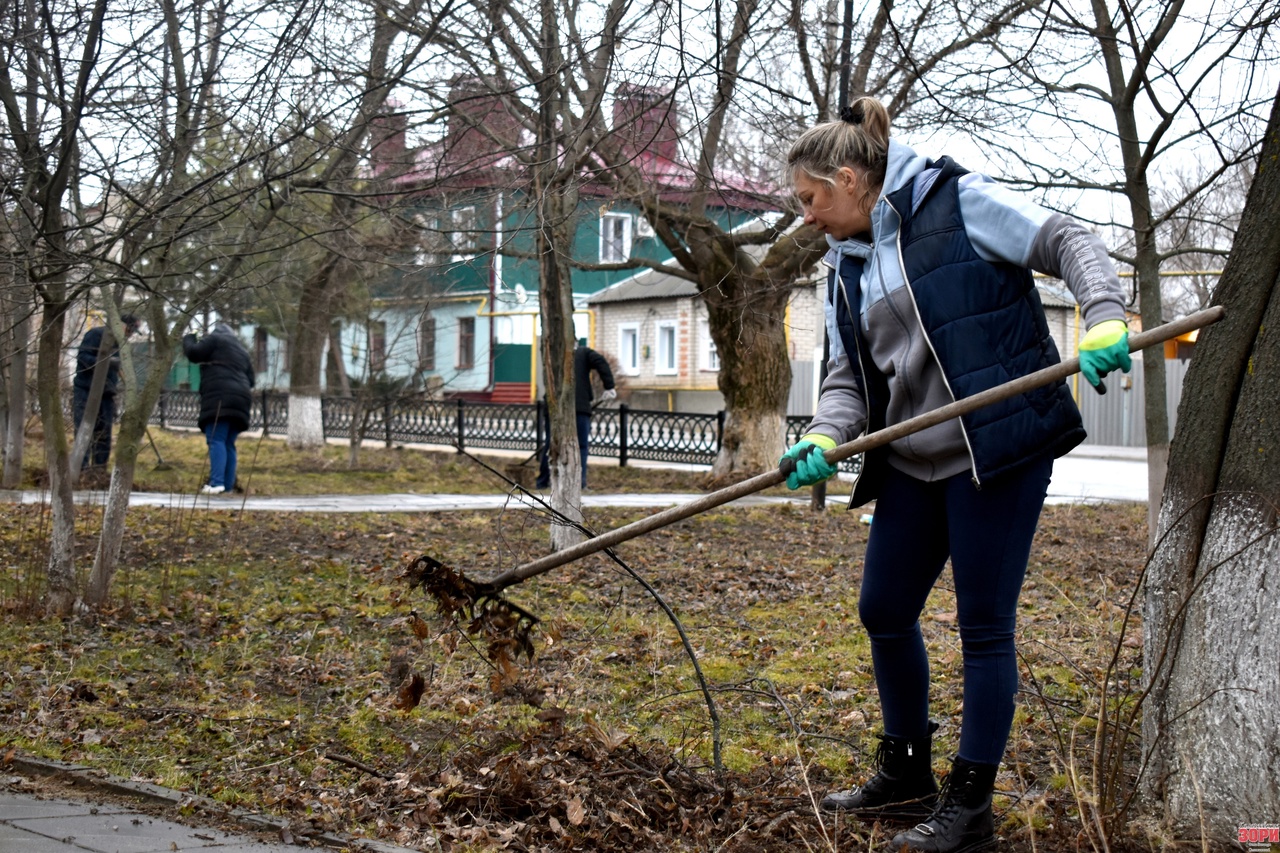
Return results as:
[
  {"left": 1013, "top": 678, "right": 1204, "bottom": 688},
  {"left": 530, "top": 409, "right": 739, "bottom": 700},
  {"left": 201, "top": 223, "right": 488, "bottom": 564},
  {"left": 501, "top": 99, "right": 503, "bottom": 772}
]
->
[
  {"left": 445, "top": 77, "right": 522, "bottom": 163},
  {"left": 370, "top": 105, "right": 408, "bottom": 173},
  {"left": 613, "top": 84, "right": 677, "bottom": 160}
]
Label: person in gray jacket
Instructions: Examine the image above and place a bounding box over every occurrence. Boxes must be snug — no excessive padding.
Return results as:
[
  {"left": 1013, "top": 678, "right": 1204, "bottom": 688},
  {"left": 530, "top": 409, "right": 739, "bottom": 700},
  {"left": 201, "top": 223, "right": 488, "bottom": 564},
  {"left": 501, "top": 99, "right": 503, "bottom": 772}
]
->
[{"left": 781, "top": 97, "right": 1131, "bottom": 853}]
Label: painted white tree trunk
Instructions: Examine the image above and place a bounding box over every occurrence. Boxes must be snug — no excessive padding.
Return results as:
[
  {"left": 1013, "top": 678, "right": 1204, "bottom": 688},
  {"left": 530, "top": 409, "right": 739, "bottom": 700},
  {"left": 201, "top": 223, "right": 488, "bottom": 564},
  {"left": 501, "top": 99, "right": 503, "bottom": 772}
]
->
[
  {"left": 548, "top": 433, "right": 584, "bottom": 551},
  {"left": 710, "top": 408, "right": 786, "bottom": 482},
  {"left": 1143, "top": 85, "right": 1280, "bottom": 842},
  {"left": 287, "top": 394, "right": 325, "bottom": 450},
  {"left": 1146, "top": 493, "right": 1280, "bottom": 838}
]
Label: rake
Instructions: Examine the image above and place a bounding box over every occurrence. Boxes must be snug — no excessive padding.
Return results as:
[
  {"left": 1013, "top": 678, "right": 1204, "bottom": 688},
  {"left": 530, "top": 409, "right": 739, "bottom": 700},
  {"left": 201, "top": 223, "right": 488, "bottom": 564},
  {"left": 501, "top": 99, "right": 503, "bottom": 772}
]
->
[{"left": 404, "top": 306, "right": 1224, "bottom": 655}]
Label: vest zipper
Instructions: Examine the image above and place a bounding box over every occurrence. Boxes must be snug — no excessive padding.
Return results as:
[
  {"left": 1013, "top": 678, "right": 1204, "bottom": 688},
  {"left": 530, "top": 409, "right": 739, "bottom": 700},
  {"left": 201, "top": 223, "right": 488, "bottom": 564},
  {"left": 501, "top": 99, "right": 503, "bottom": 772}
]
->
[
  {"left": 834, "top": 271, "right": 871, "bottom": 507},
  {"left": 884, "top": 196, "right": 982, "bottom": 490}
]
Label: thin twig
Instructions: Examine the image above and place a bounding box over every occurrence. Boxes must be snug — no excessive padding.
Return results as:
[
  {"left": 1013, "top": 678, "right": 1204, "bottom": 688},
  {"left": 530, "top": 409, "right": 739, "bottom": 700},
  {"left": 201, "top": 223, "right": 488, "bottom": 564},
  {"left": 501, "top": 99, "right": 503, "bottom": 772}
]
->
[{"left": 324, "top": 751, "right": 390, "bottom": 780}]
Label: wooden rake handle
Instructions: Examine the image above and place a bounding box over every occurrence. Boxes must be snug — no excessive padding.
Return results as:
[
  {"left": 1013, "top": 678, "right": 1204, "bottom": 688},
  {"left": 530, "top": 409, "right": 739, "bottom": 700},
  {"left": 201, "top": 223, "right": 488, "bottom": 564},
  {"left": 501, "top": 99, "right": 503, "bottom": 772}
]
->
[{"left": 481, "top": 306, "right": 1224, "bottom": 593}]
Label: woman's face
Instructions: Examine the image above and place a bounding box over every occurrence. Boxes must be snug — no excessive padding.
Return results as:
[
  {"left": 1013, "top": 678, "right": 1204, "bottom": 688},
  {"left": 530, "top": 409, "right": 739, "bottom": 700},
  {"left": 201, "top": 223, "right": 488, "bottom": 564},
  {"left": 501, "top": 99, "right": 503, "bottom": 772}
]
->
[{"left": 794, "top": 167, "right": 872, "bottom": 240}]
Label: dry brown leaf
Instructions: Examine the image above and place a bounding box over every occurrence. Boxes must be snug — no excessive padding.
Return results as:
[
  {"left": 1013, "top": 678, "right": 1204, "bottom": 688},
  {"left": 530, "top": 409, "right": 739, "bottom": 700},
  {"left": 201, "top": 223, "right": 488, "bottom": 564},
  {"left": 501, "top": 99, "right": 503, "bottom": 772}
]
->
[
  {"left": 392, "top": 672, "right": 426, "bottom": 711},
  {"left": 586, "top": 719, "right": 629, "bottom": 752},
  {"left": 566, "top": 796, "right": 585, "bottom": 826},
  {"left": 408, "top": 611, "right": 432, "bottom": 639},
  {"left": 534, "top": 707, "right": 567, "bottom": 725}
]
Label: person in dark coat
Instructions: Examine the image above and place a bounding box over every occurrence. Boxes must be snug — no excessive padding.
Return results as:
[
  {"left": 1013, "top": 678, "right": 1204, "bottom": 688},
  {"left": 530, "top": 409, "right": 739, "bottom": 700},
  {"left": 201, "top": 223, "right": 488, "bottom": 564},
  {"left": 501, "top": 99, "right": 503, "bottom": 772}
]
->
[
  {"left": 72, "top": 314, "right": 139, "bottom": 469},
  {"left": 536, "top": 341, "right": 616, "bottom": 489},
  {"left": 183, "top": 322, "right": 255, "bottom": 494}
]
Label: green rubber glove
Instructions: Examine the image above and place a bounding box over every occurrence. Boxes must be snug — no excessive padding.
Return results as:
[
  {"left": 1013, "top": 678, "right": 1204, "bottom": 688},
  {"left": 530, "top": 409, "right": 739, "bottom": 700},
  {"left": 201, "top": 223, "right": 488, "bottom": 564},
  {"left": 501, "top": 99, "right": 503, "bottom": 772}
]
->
[
  {"left": 1079, "top": 319, "right": 1132, "bottom": 389},
  {"left": 779, "top": 434, "right": 838, "bottom": 490}
]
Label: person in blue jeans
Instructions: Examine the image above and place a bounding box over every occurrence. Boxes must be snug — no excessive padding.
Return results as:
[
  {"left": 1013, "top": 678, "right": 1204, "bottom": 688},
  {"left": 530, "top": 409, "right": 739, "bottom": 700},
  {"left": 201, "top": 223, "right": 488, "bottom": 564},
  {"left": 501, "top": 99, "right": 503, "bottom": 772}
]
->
[
  {"left": 183, "top": 322, "right": 255, "bottom": 495},
  {"left": 781, "top": 97, "right": 1131, "bottom": 853},
  {"left": 536, "top": 341, "right": 616, "bottom": 490}
]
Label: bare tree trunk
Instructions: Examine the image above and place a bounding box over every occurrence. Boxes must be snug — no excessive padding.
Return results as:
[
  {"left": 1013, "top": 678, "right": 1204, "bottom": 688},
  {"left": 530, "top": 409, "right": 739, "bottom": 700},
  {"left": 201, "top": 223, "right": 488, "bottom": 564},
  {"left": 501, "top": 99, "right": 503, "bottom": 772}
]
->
[
  {"left": 289, "top": 252, "right": 345, "bottom": 449},
  {"left": 1132, "top": 223, "right": 1169, "bottom": 544},
  {"left": 0, "top": 292, "right": 10, "bottom": 482},
  {"left": 1, "top": 276, "right": 29, "bottom": 488},
  {"left": 287, "top": 1, "right": 400, "bottom": 450},
  {"left": 35, "top": 297, "right": 77, "bottom": 616},
  {"left": 84, "top": 316, "right": 176, "bottom": 608},
  {"left": 326, "top": 319, "right": 351, "bottom": 396},
  {"left": 532, "top": 0, "right": 585, "bottom": 551},
  {"left": 1144, "top": 85, "right": 1280, "bottom": 840},
  {"left": 689, "top": 227, "right": 794, "bottom": 483},
  {"left": 1090, "top": 0, "right": 1172, "bottom": 536},
  {"left": 539, "top": 189, "right": 583, "bottom": 551}
]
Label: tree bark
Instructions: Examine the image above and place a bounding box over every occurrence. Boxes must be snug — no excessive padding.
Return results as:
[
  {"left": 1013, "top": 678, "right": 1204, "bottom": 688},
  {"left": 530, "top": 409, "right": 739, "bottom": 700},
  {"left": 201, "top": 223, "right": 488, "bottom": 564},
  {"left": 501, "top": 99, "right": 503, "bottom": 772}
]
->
[
  {"left": 533, "top": 0, "right": 585, "bottom": 551},
  {"left": 84, "top": 311, "right": 176, "bottom": 609},
  {"left": 1089, "top": 0, "right": 1172, "bottom": 538},
  {"left": 35, "top": 295, "right": 77, "bottom": 617},
  {"left": 688, "top": 226, "right": 795, "bottom": 482},
  {"left": 1, "top": 271, "right": 29, "bottom": 488},
  {"left": 289, "top": 251, "right": 347, "bottom": 449},
  {"left": 1144, "top": 84, "right": 1280, "bottom": 840},
  {"left": 326, "top": 319, "right": 351, "bottom": 396}
]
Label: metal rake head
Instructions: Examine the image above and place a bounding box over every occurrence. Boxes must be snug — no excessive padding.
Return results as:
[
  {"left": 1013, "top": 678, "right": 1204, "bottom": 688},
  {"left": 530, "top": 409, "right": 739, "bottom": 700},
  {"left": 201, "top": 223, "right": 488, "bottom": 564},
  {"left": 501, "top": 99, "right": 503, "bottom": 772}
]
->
[{"left": 401, "top": 554, "right": 539, "bottom": 664}]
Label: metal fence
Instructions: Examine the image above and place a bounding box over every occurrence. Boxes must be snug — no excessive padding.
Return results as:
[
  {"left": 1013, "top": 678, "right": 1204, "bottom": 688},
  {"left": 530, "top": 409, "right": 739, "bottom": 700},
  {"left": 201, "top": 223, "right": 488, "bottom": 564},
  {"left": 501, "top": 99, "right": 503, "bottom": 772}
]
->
[
  {"left": 1076, "top": 359, "right": 1189, "bottom": 446},
  {"left": 150, "top": 389, "right": 862, "bottom": 472}
]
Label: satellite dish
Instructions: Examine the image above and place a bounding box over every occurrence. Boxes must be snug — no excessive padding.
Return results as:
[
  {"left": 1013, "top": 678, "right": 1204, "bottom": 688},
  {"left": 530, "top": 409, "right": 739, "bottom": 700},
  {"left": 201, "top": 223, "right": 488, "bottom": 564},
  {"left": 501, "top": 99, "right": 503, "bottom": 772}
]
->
[{"left": 495, "top": 282, "right": 528, "bottom": 305}]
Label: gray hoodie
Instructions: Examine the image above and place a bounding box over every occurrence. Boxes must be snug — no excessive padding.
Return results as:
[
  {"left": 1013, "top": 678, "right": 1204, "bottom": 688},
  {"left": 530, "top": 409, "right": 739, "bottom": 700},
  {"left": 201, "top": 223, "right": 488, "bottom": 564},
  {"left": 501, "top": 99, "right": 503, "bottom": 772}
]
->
[{"left": 805, "top": 139, "right": 1127, "bottom": 481}]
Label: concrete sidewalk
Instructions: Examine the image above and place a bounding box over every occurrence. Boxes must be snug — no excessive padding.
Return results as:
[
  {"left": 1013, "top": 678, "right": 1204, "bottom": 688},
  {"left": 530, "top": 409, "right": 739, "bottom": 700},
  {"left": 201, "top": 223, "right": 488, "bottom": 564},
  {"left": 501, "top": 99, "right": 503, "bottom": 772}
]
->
[
  {"left": 1, "top": 443, "right": 1149, "bottom": 512},
  {"left": 2, "top": 757, "right": 419, "bottom": 852},
  {"left": 0, "top": 790, "right": 295, "bottom": 852}
]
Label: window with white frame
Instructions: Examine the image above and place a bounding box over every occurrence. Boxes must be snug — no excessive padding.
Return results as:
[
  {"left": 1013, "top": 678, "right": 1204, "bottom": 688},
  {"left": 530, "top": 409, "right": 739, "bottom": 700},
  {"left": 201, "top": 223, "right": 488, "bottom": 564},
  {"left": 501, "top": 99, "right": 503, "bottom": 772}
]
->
[
  {"left": 413, "top": 212, "right": 446, "bottom": 266},
  {"left": 600, "top": 213, "right": 631, "bottom": 263},
  {"left": 449, "top": 206, "right": 480, "bottom": 261},
  {"left": 699, "top": 320, "right": 720, "bottom": 371},
  {"left": 619, "top": 324, "right": 640, "bottom": 375},
  {"left": 417, "top": 314, "right": 436, "bottom": 371},
  {"left": 655, "top": 321, "right": 677, "bottom": 375},
  {"left": 457, "top": 316, "right": 475, "bottom": 369}
]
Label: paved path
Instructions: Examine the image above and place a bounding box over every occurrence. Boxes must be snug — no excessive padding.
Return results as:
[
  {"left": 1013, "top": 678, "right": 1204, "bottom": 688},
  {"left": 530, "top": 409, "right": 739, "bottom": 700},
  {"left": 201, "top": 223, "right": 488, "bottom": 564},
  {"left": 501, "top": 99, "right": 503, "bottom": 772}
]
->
[
  {"left": 1, "top": 445, "right": 1149, "bottom": 513},
  {"left": 0, "top": 788, "right": 417, "bottom": 852},
  {"left": 2, "top": 758, "right": 419, "bottom": 853}
]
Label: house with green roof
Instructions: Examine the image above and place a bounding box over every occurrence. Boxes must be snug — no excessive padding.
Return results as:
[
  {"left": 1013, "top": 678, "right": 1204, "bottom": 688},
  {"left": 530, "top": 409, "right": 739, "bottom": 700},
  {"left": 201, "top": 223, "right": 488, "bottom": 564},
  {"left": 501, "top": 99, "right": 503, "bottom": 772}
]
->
[{"left": 245, "top": 82, "right": 778, "bottom": 402}]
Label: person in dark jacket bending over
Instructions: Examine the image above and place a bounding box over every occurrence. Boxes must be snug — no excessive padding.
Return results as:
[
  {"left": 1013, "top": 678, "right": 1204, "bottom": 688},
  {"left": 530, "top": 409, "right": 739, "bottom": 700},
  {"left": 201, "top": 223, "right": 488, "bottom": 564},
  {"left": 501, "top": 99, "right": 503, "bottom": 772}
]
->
[
  {"left": 782, "top": 98, "right": 1131, "bottom": 853},
  {"left": 536, "top": 341, "right": 616, "bottom": 489},
  {"left": 183, "top": 322, "right": 256, "bottom": 495},
  {"left": 73, "top": 314, "right": 139, "bottom": 470}
]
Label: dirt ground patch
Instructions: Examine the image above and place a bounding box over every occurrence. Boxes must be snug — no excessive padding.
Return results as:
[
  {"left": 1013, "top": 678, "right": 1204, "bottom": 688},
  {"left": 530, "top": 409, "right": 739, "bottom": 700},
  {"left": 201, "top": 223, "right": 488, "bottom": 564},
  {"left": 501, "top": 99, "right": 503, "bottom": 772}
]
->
[{"left": 1, "top": 496, "right": 1169, "bottom": 851}]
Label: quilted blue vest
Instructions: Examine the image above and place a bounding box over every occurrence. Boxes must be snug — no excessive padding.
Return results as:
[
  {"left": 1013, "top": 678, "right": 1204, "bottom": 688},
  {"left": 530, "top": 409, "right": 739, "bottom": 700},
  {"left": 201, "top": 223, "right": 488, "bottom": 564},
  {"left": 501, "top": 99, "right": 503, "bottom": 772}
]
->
[{"left": 832, "top": 157, "right": 1085, "bottom": 505}]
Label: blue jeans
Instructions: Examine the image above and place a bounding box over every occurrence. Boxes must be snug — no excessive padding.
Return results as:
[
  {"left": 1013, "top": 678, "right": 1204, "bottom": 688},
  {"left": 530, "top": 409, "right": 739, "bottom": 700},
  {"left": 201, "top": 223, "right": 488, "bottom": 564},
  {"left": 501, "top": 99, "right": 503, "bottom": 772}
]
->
[
  {"left": 858, "top": 456, "right": 1052, "bottom": 765},
  {"left": 203, "top": 421, "right": 243, "bottom": 490},
  {"left": 536, "top": 413, "right": 593, "bottom": 488}
]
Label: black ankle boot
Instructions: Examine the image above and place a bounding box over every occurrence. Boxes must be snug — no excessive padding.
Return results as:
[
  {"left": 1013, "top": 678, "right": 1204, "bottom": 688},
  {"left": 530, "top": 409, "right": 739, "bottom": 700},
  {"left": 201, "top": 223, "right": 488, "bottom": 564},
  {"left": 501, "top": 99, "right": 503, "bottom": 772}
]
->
[
  {"left": 890, "top": 756, "right": 998, "bottom": 852},
  {"left": 821, "top": 722, "right": 939, "bottom": 821}
]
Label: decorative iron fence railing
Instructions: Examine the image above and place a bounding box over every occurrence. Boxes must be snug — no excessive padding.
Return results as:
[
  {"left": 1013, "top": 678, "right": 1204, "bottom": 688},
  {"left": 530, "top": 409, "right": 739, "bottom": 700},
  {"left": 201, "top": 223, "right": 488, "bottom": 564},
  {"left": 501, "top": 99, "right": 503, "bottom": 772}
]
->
[{"left": 150, "top": 389, "right": 862, "bottom": 473}]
